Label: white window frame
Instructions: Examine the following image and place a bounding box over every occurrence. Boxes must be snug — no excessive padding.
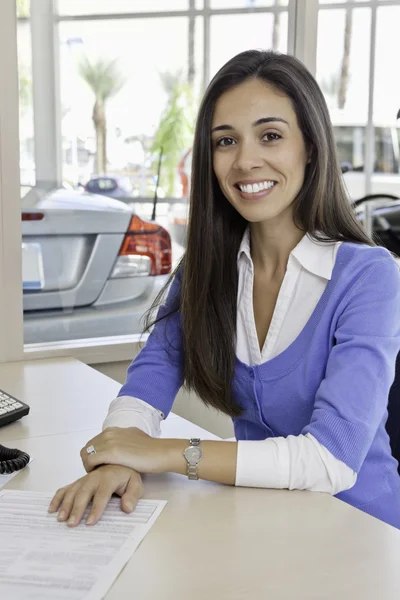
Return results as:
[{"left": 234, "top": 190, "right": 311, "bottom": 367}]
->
[
  {"left": 0, "top": 0, "right": 319, "bottom": 364},
  {"left": 0, "top": 0, "right": 24, "bottom": 363}
]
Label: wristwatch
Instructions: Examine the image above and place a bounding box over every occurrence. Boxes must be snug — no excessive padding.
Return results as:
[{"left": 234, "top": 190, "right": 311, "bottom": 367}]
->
[{"left": 183, "top": 438, "right": 203, "bottom": 480}]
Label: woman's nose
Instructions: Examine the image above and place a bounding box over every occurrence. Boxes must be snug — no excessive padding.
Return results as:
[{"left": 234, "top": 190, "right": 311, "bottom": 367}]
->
[{"left": 233, "top": 142, "right": 263, "bottom": 171}]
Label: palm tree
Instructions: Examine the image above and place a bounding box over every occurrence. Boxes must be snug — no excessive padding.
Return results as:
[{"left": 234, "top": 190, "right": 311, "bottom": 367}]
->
[
  {"left": 78, "top": 56, "right": 126, "bottom": 174},
  {"left": 272, "top": 0, "right": 284, "bottom": 50},
  {"left": 19, "top": 63, "right": 32, "bottom": 115},
  {"left": 188, "top": 0, "right": 196, "bottom": 84},
  {"left": 338, "top": 0, "right": 353, "bottom": 110}
]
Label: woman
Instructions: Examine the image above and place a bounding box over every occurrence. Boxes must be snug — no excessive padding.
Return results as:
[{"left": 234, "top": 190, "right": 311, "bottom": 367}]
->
[{"left": 49, "top": 50, "right": 400, "bottom": 529}]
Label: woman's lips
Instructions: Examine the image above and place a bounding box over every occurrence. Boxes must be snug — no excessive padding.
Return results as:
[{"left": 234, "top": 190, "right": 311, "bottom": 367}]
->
[{"left": 236, "top": 182, "right": 277, "bottom": 200}]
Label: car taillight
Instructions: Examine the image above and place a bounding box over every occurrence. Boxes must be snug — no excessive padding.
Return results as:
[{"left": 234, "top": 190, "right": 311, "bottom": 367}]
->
[
  {"left": 22, "top": 213, "right": 44, "bottom": 221},
  {"left": 115, "top": 214, "right": 172, "bottom": 277},
  {"left": 173, "top": 217, "right": 187, "bottom": 226}
]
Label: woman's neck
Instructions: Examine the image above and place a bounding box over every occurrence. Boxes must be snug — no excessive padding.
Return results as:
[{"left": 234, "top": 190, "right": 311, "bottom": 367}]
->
[{"left": 250, "top": 217, "right": 305, "bottom": 278}]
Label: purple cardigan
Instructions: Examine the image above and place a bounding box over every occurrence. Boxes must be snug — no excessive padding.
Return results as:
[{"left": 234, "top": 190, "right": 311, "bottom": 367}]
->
[{"left": 119, "top": 243, "right": 400, "bottom": 529}]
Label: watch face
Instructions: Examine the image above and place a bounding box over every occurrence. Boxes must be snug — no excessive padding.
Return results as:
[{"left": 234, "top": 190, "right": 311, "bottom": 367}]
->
[{"left": 184, "top": 446, "right": 202, "bottom": 464}]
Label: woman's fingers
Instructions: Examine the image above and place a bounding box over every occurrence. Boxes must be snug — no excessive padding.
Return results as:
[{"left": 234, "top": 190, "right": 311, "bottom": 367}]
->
[
  {"left": 85, "top": 486, "right": 114, "bottom": 526},
  {"left": 48, "top": 486, "right": 67, "bottom": 513},
  {"left": 56, "top": 484, "right": 82, "bottom": 522},
  {"left": 47, "top": 465, "right": 143, "bottom": 527},
  {"left": 66, "top": 484, "right": 100, "bottom": 527},
  {"left": 120, "top": 471, "right": 144, "bottom": 513}
]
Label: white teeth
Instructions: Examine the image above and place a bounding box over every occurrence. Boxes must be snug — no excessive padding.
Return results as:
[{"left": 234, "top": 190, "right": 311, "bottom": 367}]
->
[{"left": 238, "top": 181, "right": 275, "bottom": 193}]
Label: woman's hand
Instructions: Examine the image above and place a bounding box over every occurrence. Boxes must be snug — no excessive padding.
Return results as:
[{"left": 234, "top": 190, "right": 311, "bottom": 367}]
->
[
  {"left": 48, "top": 464, "right": 143, "bottom": 527},
  {"left": 80, "top": 427, "right": 172, "bottom": 475}
]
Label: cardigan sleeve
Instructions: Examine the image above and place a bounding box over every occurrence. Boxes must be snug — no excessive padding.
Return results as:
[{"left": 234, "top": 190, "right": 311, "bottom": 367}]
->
[
  {"left": 302, "top": 256, "right": 400, "bottom": 473},
  {"left": 117, "top": 269, "right": 184, "bottom": 418}
]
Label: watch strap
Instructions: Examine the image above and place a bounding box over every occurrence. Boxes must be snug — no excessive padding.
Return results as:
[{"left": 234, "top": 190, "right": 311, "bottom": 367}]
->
[
  {"left": 185, "top": 438, "right": 201, "bottom": 480},
  {"left": 188, "top": 464, "right": 199, "bottom": 480}
]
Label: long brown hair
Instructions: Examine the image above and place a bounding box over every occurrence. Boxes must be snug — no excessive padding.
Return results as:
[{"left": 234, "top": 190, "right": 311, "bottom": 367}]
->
[{"left": 145, "top": 50, "right": 374, "bottom": 418}]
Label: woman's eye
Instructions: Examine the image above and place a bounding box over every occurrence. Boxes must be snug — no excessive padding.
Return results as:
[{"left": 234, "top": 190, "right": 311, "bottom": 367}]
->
[
  {"left": 263, "top": 132, "right": 281, "bottom": 142},
  {"left": 216, "top": 137, "right": 236, "bottom": 147}
]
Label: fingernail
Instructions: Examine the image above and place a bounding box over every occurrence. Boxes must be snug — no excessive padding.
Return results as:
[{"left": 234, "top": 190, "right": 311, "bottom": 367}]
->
[
  {"left": 57, "top": 511, "right": 66, "bottom": 521},
  {"left": 125, "top": 501, "right": 133, "bottom": 512},
  {"left": 86, "top": 516, "right": 95, "bottom": 525},
  {"left": 67, "top": 517, "right": 76, "bottom": 526}
]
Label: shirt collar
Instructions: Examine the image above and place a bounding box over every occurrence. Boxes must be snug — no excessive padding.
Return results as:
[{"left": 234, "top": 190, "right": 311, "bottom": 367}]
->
[
  {"left": 291, "top": 234, "right": 337, "bottom": 280},
  {"left": 237, "top": 228, "right": 337, "bottom": 281},
  {"left": 237, "top": 227, "right": 252, "bottom": 262}
]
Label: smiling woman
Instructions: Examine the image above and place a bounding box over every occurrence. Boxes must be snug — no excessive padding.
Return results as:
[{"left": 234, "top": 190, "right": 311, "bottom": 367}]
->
[
  {"left": 181, "top": 49, "right": 373, "bottom": 415},
  {"left": 50, "top": 50, "right": 400, "bottom": 532}
]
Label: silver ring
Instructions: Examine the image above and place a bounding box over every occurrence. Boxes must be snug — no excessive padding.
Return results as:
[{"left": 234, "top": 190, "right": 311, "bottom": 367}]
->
[{"left": 86, "top": 445, "right": 96, "bottom": 455}]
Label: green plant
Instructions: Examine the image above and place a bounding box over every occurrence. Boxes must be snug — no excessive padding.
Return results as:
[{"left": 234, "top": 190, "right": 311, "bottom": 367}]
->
[
  {"left": 16, "top": 0, "right": 29, "bottom": 18},
  {"left": 78, "top": 56, "right": 126, "bottom": 174},
  {"left": 18, "top": 63, "right": 32, "bottom": 115},
  {"left": 151, "top": 74, "right": 195, "bottom": 197}
]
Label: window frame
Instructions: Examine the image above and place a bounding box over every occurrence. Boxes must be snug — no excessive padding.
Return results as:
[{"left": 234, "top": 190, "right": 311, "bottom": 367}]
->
[{"left": 0, "top": 0, "right": 318, "bottom": 364}]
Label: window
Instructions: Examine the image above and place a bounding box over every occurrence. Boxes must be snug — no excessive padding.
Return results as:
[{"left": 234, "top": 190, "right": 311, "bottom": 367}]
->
[
  {"left": 317, "top": 7, "right": 371, "bottom": 123},
  {"left": 211, "top": 0, "right": 288, "bottom": 7},
  {"left": 57, "top": 0, "right": 194, "bottom": 16},
  {"left": 19, "top": 5, "right": 203, "bottom": 346},
  {"left": 210, "top": 10, "right": 288, "bottom": 77},
  {"left": 4, "top": 0, "right": 399, "bottom": 361},
  {"left": 373, "top": 4, "right": 400, "bottom": 184},
  {"left": 317, "top": 1, "right": 400, "bottom": 201},
  {"left": 13, "top": 0, "right": 293, "bottom": 350},
  {"left": 333, "top": 126, "right": 400, "bottom": 175},
  {"left": 17, "top": 11, "right": 34, "bottom": 191}
]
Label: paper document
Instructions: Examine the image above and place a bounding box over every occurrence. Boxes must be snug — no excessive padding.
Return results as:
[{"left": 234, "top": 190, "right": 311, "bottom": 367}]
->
[{"left": 0, "top": 490, "right": 167, "bottom": 600}]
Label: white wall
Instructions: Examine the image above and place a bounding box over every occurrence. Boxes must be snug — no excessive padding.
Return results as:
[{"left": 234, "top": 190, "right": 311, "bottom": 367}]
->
[{"left": 90, "top": 360, "right": 235, "bottom": 439}]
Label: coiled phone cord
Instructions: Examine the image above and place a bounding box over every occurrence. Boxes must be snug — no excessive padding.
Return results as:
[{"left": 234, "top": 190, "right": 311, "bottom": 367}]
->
[{"left": 0, "top": 443, "right": 30, "bottom": 474}]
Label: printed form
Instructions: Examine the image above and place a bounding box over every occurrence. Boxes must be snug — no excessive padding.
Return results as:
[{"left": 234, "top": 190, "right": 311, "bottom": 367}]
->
[{"left": 0, "top": 490, "right": 167, "bottom": 600}]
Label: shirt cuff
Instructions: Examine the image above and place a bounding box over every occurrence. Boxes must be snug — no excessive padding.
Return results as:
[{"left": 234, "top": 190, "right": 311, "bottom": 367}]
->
[
  {"left": 235, "top": 434, "right": 356, "bottom": 494},
  {"left": 102, "top": 396, "right": 163, "bottom": 438},
  {"left": 235, "top": 438, "right": 290, "bottom": 488}
]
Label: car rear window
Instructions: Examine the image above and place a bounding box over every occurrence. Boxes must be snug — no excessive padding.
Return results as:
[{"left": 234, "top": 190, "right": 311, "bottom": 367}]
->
[{"left": 88, "top": 179, "right": 117, "bottom": 192}]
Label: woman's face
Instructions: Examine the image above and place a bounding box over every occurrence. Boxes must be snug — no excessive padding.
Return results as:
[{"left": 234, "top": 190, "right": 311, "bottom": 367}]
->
[{"left": 211, "top": 78, "right": 310, "bottom": 225}]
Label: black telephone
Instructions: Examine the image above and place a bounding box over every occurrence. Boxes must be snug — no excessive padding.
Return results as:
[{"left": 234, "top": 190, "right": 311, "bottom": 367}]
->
[{"left": 0, "top": 389, "right": 30, "bottom": 474}]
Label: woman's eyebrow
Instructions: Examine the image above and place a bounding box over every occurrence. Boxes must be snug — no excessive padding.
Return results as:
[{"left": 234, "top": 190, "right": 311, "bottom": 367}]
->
[{"left": 211, "top": 116, "right": 290, "bottom": 133}]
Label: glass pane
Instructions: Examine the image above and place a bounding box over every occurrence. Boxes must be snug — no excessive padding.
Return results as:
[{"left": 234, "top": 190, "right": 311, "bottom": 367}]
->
[
  {"left": 17, "top": 16, "right": 34, "bottom": 190},
  {"left": 59, "top": 18, "right": 202, "bottom": 188},
  {"left": 319, "top": 0, "right": 391, "bottom": 3},
  {"left": 317, "top": 7, "right": 371, "bottom": 199},
  {"left": 210, "top": 11, "right": 288, "bottom": 78},
  {"left": 57, "top": 0, "right": 190, "bottom": 16},
  {"left": 21, "top": 14, "right": 201, "bottom": 344},
  {"left": 16, "top": 0, "right": 30, "bottom": 18},
  {"left": 211, "top": 0, "right": 288, "bottom": 7},
  {"left": 373, "top": 5, "right": 400, "bottom": 184}
]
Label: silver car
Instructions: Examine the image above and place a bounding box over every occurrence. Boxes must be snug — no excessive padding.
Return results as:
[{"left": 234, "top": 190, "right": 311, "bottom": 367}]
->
[{"left": 22, "top": 188, "right": 172, "bottom": 344}]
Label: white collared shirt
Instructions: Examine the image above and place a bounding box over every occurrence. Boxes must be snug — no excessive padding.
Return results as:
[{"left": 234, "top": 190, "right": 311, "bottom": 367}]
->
[{"left": 103, "top": 232, "right": 356, "bottom": 495}]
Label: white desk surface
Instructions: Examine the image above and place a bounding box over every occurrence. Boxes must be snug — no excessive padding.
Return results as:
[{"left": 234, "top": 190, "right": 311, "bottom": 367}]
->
[{"left": 1, "top": 357, "right": 400, "bottom": 600}]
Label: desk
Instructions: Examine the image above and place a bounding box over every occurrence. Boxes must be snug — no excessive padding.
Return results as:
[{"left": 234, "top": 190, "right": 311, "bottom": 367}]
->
[{"left": 1, "top": 357, "right": 400, "bottom": 599}]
